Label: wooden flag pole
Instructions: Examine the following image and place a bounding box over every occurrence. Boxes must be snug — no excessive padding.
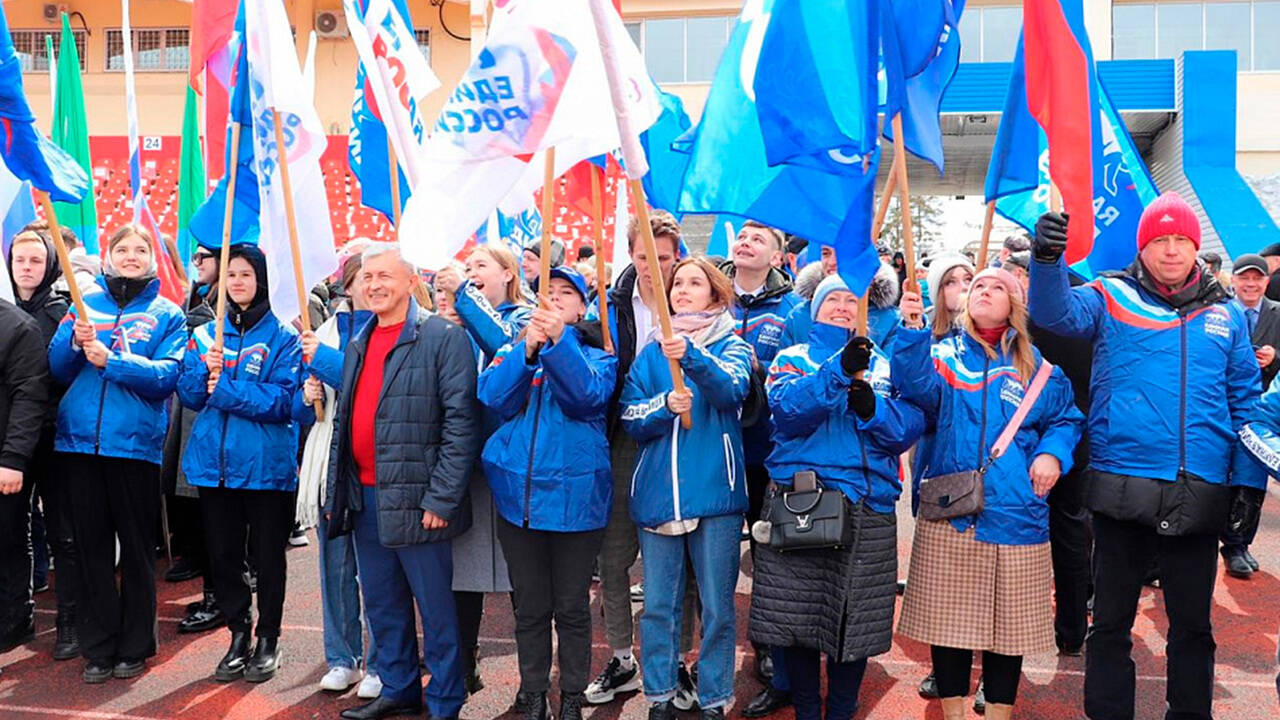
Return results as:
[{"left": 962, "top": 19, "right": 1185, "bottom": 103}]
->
[
  {"left": 871, "top": 169, "right": 897, "bottom": 242},
  {"left": 890, "top": 114, "right": 918, "bottom": 294},
  {"left": 538, "top": 148, "right": 556, "bottom": 302},
  {"left": 272, "top": 109, "right": 324, "bottom": 420},
  {"left": 590, "top": 167, "right": 614, "bottom": 353},
  {"left": 388, "top": 135, "right": 402, "bottom": 228},
  {"left": 1049, "top": 181, "right": 1063, "bottom": 214},
  {"left": 977, "top": 200, "right": 996, "bottom": 269},
  {"left": 36, "top": 192, "right": 87, "bottom": 320},
  {"left": 213, "top": 122, "right": 243, "bottom": 357}
]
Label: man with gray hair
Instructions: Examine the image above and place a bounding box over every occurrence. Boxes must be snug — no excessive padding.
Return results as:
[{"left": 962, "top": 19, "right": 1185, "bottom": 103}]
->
[{"left": 325, "top": 243, "right": 480, "bottom": 720}]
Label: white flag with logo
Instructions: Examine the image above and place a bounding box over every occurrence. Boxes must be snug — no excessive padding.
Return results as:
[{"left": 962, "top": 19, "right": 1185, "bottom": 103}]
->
[
  {"left": 244, "top": 0, "right": 337, "bottom": 323},
  {"left": 398, "top": 0, "right": 661, "bottom": 271}
]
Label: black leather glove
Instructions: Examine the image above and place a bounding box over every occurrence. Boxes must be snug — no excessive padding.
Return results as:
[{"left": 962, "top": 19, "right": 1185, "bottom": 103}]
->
[
  {"left": 1033, "top": 212, "right": 1070, "bottom": 263},
  {"left": 840, "top": 335, "right": 873, "bottom": 377},
  {"left": 1225, "top": 486, "right": 1266, "bottom": 539},
  {"left": 847, "top": 379, "right": 877, "bottom": 420}
]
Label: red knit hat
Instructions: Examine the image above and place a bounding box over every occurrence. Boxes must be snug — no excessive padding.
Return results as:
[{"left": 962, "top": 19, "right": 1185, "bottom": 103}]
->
[{"left": 1137, "top": 192, "right": 1201, "bottom": 251}]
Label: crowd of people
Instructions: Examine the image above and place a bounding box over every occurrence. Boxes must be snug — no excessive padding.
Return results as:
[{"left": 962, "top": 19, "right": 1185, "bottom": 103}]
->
[{"left": 0, "top": 190, "right": 1277, "bottom": 720}]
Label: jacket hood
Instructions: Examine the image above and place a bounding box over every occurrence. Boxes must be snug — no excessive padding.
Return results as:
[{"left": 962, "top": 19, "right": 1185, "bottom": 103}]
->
[
  {"left": 716, "top": 260, "right": 794, "bottom": 304},
  {"left": 8, "top": 234, "right": 62, "bottom": 312},
  {"left": 867, "top": 262, "right": 901, "bottom": 309},
  {"left": 792, "top": 262, "right": 827, "bottom": 301}
]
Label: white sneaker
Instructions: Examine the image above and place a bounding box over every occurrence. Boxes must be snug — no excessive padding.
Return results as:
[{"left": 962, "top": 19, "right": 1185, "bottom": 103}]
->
[
  {"left": 357, "top": 672, "right": 383, "bottom": 699},
  {"left": 319, "top": 666, "right": 362, "bottom": 692}
]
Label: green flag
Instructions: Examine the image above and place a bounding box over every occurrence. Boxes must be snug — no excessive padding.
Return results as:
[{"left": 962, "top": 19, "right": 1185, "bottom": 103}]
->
[
  {"left": 50, "top": 15, "right": 96, "bottom": 253},
  {"left": 177, "top": 85, "right": 206, "bottom": 267}
]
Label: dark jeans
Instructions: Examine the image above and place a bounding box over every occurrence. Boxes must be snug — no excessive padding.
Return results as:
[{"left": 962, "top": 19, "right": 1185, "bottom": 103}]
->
[
  {"left": 1085, "top": 513, "right": 1218, "bottom": 720},
  {"left": 496, "top": 518, "right": 604, "bottom": 694},
  {"left": 0, "top": 472, "right": 34, "bottom": 635},
  {"left": 62, "top": 453, "right": 159, "bottom": 662},
  {"left": 932, "top": 646, "right": 1023, "bottom": 704},
  {"left": 782, "top": 647, "right": 867, "bottom": 720},
  {"left": 199, "top": 486, "right": 293, "bottom": 638},
  {"left": 1048, "top": 465, "right": 1093, "bottom": 650}
]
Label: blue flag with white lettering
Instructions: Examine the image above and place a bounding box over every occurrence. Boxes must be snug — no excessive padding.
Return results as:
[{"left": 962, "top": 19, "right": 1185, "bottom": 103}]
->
[
  {"left": 881, "top": 0, "right": 964, "bottom": 173},
  {"left": 677, "top": 0, "right": 881, "bottom": 294},
  {"left": 348, "top": 0, "right": 414, "bottom": 223},
  {"left": 991, "top": 78, "right": 1157, "bottom": 277}
]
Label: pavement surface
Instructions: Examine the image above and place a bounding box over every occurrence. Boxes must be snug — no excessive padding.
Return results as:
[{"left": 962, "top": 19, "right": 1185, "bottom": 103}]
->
[{"left": 2, "top": 486, "right": 1280, "bottom": 719}]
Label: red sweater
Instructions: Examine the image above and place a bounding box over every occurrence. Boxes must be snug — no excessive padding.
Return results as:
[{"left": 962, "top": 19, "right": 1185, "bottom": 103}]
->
[{"left": 352, "top": 321, "right": 403, "bottom": 487}]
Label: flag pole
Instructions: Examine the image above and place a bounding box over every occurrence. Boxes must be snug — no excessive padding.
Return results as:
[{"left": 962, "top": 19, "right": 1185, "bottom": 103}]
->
[
  {"left": 213, "top": 122, "right": 242, "bottom": 358},
  {"left": 977, "top": 200, "right": 996, "bottom": 268},
  {"left": 587, "top": 0, "right": 691, "bottom": 428},
  {"left": 590, "top": 166, "right": 614, "bottom": 353},
  {"left": 272, "top": 109, "right": 324, "bottom": 420},
  {"left": 36, "top": 192, "right": 87, "bottom": 319},
  {"left": 538, "top": 148, "right": 556, "bottom": 303},
  {"left": 1049, "top": 181, "right": 1062, "bottom": 213},
  {"left": 388, "top": 135, "right": 402, "bottom": 228},
  {"left": 871, "top": 170, "right": 897, "bottom": 241},
  {"left": 890, "top": 114, "right": 917, "bottom": 293}
]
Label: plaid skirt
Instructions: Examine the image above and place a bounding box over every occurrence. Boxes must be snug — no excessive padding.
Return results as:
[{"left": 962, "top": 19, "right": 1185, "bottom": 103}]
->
[{"left": 898, "top": 518, "right": 1054, "bottom": 656}]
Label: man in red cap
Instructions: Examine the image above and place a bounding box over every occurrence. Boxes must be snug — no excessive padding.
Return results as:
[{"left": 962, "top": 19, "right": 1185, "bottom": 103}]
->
[{"left": 1027, "top": 192, "right": 1263, "bottom": 720}]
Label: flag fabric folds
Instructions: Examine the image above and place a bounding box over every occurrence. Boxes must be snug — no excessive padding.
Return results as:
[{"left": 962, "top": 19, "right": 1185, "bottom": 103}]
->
[
  {"left": 0, "top": 159, "right": 37, "bottom": 298},
  {"left": 189, "top": 0, "right": 238, "bottom": 179},
  {"left": 880, "top": 0, "right": 965, "bottom": 173},
  {"left": 344, "top": 0, "right": 439, "bottom": 223},
  {"left": 49, "top": 15, "right": 97, "bottom": 252},
  {"left": 639, "top": 90, "right": 693, "bottom": 216},
  {"left": 177, "top": 85, "right": 208, "bottom": 267},
  {"left": 398, "top": 0, "right": 660, "bottom": 271}
]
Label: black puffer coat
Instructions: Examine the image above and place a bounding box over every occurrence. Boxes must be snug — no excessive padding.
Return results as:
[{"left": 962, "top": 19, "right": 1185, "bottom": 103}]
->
[{"left": 325, "top": 299, "right": 480, "bottom": 546}]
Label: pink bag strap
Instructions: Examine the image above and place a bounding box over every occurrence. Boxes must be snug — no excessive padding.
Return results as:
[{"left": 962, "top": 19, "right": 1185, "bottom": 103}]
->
[{"left": 989, "top": 360, "right": 1055, "bottom": 461}]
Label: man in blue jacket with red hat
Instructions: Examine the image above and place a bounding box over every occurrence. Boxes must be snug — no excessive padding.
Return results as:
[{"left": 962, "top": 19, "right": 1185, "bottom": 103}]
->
[{"left": 1028, "top": 192, "right": 1263, "bottom": 720}]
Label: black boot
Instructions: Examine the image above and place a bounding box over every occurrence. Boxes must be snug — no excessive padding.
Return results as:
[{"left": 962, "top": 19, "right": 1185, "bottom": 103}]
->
[
  {"left": 515, "top": 691, "right": 549, "bottom": 720},
  {"left": 0, "top": 616, "right": 34, "bottom": 654},
  {"left": 52, "top": 607, "right": 80, "bottom": 661},
  {"left": 178, "top": 591, "right": 226, "bottom": 634},
  {"left": 647, "top": 700, "right": 677, "bottom": 720},
  {"left": 560, "top": 692, "right": 586, "bottom": 720},
  {"left": 244, "top": 637, "right": 282, "bottom": 682},
  {"left": 214, "top": 631, "right": 252, "bottom": 681},
  {"left": 464, "top": 646, "right": 484, "bottom": 696},
  {"left": 163, "top": 556, "right": 202, "bottom": 583}
]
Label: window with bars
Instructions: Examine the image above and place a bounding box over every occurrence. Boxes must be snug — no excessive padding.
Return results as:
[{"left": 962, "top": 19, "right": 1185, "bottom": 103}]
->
[
  {"left": 105, "top": 28, "right": 190, "bottom": 72},
  {"left": 415, "top": 29, "right": 431, "bottom": 63},
  {"left": 624, "top": 16, "right": 734, "bottom": 84},
  {"left": 12, "top": 30, "right": 87, "bottom": 73}
]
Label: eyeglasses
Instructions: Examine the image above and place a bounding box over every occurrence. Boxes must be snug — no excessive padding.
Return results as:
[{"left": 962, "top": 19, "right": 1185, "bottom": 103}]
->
[{"left": 193, "top": 252, "right": 214, "bottom": 263}]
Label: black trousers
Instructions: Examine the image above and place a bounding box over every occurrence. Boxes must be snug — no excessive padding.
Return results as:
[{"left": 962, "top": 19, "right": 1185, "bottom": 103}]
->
[
  {"left": 932, "top": 646, "right": 1023, "bottom": 704},
  {"left": 1220, "top": 490, "right": 1265, "bottom": 552},
  {"left": 62, "top": 453, "right": 160, "bottom": 663},
  {"left": 1048, "top": 465, "right": 1093, "bottom": 650},
  {"left": 35, "top": 434, "right": 78, "bottom": 615},
  {"left": 783, "top": 647, "right": 867, "bottom": 720},
  {"left": 199, "top": 486, "right": 293, "bottom": 638},
  {"left": 1085, "top": 513, "right": 1218, "bottom": 720},
  {"left": 0, "top": 470, "right": 34, "bottom": 635},
  {"left": 496, "top": 517, "right": 604, "bottom": 694},
  {"left": 167, "top": 495, "right": 212, "bottom": 586}
]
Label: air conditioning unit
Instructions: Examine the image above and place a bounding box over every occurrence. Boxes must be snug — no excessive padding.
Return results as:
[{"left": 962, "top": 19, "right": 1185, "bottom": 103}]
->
[
  {"left": 315, "top": 10, "right": 347, "bottom": 38},
  {"left": 42, "top": 4, "right": 67, "bottom": 23}
]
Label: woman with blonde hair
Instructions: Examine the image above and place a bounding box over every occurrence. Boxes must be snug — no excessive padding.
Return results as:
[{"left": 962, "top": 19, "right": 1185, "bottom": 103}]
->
[
  {"left": 892, "top": 268, "right": 1084, "bottom": 720},
  {"left": 924, "top": 253, "right": 975, "bottom": 339}
]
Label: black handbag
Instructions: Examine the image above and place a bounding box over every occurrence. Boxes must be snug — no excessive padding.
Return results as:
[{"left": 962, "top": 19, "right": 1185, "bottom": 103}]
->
[{"left": 768, "top": 471, "right": 853, "bottom": 551}]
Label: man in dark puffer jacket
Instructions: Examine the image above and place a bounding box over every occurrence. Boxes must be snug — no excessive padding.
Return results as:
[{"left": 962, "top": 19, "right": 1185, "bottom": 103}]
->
[{"left": 326, "top": 244, "right": 479, "bottom": 720}]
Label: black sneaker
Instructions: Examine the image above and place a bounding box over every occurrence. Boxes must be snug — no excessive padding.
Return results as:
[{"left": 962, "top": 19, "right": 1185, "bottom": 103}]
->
[
  {"left": 514, "top": 691, "right": 549, "bottom": 720},
  {"left": 83, "top": 659, "right": 113, "bottom": 684},
  {"left": 918, "top": 672, "right": 939, "bottom": 699},
  {"left": 113, "top": 659, "right": 146, "bottom": 679},
  {"left": 647, "top": 701, "right": 677, "bottom": 720},
  {"left": 673, "top": 661, "right": 698, "bottom": 711},
  {"left": 585, "top": 656, "right": 642, "bottom": 704}
]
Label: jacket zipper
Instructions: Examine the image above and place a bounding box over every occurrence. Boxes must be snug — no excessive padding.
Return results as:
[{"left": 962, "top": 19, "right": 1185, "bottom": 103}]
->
[
  {"left": 93, "top": 306, "right": 125, "bottom": 454},
  {"left": 670, "top": 416, "right": 682, "bottom": 522},
  {"left": 218, "top": 323, "right": 243, "bottom": 488},
  {"left": 522, "top": 373, "right": 546, "bottom": 528},
  {"left": 974, "top": 354, "right": 990, "bottom": 530},
  {"left": 1178, "top": 314, "right": 1188, "bottom": 473}
]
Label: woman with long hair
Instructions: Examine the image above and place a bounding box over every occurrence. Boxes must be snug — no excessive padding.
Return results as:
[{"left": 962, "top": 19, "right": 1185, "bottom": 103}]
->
[
  {"left": 924, "top": 253, "right": 975, "bottom": 339},
  {"left": 48, "top": 224, "right": 186, "bottom": 683},
  {"left": 620, "top": 257, "right": 754, "bottom": 720},
  {"left": 892, "top": 268, "right": 1084, "bottom": 720}
]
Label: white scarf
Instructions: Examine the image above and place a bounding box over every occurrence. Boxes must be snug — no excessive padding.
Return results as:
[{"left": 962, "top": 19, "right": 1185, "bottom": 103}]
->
[{"left": 295, "top": 310, "right": 344, "bottom": 528}]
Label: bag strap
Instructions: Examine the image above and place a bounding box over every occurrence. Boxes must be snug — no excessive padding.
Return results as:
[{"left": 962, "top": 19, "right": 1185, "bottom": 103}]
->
[{"left": 988, "top": 360, "right": 1055, "bottom": 461}]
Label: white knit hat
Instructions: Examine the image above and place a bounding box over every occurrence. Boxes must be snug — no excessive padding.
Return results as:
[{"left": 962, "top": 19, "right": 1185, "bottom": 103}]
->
[{"left": 925, "top": 252, "right": 975, "bottom": 306}]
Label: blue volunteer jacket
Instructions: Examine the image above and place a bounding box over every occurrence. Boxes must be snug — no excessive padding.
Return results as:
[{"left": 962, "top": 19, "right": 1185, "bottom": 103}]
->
[
  {"left": 454, "top": 279, "right": 534, "bottom": 362},
  {"left": 892, "top": 325, "right": 1084, "bottom": 545},
  {"left": 620, "top": 330, "right": 754, "bottom": 528},
  {"left": 478, "top": 325, "right": 618, "bottom": 532},
  {"left": 48, "top": 276, "right": 186, "bottom": 464},
  {"left": 1029, "top": 258, "right": 1262, "bottom": 487},
  {"left": 1238, "top": 382, "right": 1280, "bottom": 484},
  {"left": 781, "top": 302, "right": 900, "bottom": 358},
  {"left": 177, "top": 311, "right": 302, "bottom": 491},
  {"left": 766, "top": 322, "right": 925, "bottom": 513}
]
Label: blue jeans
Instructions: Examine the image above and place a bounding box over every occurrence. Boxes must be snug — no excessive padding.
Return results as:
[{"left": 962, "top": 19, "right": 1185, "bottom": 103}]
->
[
  {"left": 352, "top": 487, "right": 464, "bottom": 717},
  {"left": 637, "top": 513, "right": 742, "bottom": 710},
  {"left": 318, "top": 508, "right": 379, "bottom": 674}
]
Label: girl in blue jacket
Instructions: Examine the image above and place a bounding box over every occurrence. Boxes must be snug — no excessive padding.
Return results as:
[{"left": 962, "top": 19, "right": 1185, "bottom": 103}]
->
[
  {"left": 750, "top": 275, "right": 926, "bottom": 720},
  {"left": 892, "top": 267, "right": 1083, "bottom": 719},
  {"left": 478, "top": 266, "right": 617, "bottom": 720},
  {"left": 177, "top": 245, "right": 300, "bottom": 685},
  {"left": 619, "top": 257, "right": 754, "bottom": 720},
  {"left": 431, "top": 243, "right": 532, "bottom": 692},
  {"left": 48, "top": 224, "right": 186, "bottom": 684}
]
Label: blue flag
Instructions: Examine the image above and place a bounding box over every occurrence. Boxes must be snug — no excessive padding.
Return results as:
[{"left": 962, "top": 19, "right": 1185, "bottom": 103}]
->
[
  {"left": 991, "top": 78, "right": 1156, "bottom": 277},
  {"left": 0, "top": 5, "right": 87, "bottom": 204},
  {"left": 348, "top": 0, "right": 414, "bottom": 223},
  {"left": 677, "top": 0, "right": 881, "bottom": 294},
  {"left": 881, "top": 0, "right": 964, "bottom": 173},
  {"left": 188, "top": 3, "right": 261, "bottom": 250},
  {"left": 753, "top": 0, "right": 880, "bottom": 168},
  {"left": 640, "top": 89, "right": 693, "bottom": 217}
]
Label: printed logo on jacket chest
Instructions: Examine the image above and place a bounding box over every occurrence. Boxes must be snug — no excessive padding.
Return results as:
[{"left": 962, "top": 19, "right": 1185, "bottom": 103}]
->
[
  {"left": 1202, "top": 307, "right": 1232, "bottom": 340},
  {"left": 999, "top": 377, "right": 1025, "bottom": 407},
  {"left": 112, "top": 315, "right": 158, "bottom": 349},
  {"left": 226, "top": 344, "right": 271, "bottom": 377}
]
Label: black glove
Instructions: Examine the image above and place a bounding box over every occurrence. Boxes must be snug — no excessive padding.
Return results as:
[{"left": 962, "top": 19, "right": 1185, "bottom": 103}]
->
[
  {"left": 840, "top": 335, "right": 873, "bottom": 377},
  {"left": 847, "top": 379, "right": 877, "bottom": 420},
  {"left": 1033, "top": 212, "right": 1070, "bottom": 263},
  {"left": 1225, "top": 486, "right": 1266, "bottom": 539}
]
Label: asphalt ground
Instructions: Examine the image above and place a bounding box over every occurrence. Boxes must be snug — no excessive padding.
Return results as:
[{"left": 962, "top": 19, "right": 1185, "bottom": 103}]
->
[{"left": 2, "top": 486, "right": 1279, "bottom": 719}]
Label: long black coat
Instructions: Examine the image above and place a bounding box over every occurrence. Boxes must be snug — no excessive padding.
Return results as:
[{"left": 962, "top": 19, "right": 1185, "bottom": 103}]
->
[
  {"left": 0, "top": 299, "right": 49, "bottom": 473},
  {"left": 325, "top": 299, "right": 479, "bottom": 547}
]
